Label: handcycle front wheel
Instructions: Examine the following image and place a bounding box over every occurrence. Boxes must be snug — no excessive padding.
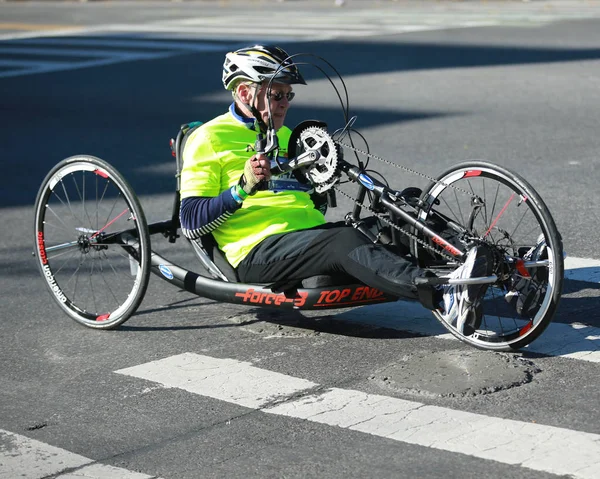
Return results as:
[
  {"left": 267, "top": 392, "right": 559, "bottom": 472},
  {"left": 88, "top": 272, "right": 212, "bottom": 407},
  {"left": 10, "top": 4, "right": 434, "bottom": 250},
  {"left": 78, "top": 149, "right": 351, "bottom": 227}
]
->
[
  {"left": 414, "top": 160, "right": 564, "bottom": 351},
  {"left": 33, "top": 155, "right": 151, "bottom": 329}
]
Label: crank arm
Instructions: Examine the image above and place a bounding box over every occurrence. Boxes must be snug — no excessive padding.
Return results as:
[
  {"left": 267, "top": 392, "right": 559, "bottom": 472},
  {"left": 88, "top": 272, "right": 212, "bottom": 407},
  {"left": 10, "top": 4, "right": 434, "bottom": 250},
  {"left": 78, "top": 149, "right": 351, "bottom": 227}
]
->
[{"left": 270, "top": 149, "right": 321, "bottom": 174}]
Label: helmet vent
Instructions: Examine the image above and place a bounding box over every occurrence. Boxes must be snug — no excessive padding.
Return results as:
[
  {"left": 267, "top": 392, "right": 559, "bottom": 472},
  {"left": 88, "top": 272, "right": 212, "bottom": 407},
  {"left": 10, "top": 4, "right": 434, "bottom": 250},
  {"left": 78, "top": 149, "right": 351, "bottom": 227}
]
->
[{"left": 255, "top": 66, "right": 275, "bottom": 74}]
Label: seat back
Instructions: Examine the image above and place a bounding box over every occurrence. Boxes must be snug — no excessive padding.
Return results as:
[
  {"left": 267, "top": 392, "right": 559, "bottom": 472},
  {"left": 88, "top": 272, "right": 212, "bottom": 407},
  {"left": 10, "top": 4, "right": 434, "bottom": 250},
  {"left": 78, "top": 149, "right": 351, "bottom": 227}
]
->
[
  {"left": 165, "top": 121, "right": 204, "bottom": 243},
  {"left": 171, "top": 121, "right": 204, "bottom": 192}
]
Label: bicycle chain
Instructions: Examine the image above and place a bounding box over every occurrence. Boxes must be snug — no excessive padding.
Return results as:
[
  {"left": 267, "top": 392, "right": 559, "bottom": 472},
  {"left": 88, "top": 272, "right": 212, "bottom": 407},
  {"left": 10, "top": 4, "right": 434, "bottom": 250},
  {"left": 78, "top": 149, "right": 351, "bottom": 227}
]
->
[
  {"left": 335, "top": 140, "right": 477, "bottom": 198},
  {"left": 331, "top": 139, "right": 475, "bottom": 263}
]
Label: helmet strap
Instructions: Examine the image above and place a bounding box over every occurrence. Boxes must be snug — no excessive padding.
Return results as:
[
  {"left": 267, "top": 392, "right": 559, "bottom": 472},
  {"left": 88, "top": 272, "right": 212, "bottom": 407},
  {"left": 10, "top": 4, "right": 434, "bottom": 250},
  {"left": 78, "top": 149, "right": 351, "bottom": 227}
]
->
[
  {"left": 234, "top": 82, "right": 278, "bottom": 157},
  {"left": 249, "top": 104, "right": 269, "bottom": 134},
  {"left": 235, "top": 82, "right": 269, "bottom": 134},
  {"left": 248, "top": 83, "right": 278, "bottom": 155}
]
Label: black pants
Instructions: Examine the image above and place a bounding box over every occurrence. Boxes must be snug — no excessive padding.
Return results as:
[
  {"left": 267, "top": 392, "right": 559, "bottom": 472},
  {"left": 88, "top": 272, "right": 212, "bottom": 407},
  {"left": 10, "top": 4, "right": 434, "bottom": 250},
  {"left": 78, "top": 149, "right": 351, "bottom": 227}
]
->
[{"left": 237, "top": 222, "right": 440, "bottom": 308}]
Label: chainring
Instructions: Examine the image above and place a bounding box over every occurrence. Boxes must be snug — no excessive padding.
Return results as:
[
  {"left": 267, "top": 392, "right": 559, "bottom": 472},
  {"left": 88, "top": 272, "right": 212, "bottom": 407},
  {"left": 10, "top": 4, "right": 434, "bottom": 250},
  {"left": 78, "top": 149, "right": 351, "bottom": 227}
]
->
[{"left": 297, "top": 126, "right": 340, "bottom": 188}]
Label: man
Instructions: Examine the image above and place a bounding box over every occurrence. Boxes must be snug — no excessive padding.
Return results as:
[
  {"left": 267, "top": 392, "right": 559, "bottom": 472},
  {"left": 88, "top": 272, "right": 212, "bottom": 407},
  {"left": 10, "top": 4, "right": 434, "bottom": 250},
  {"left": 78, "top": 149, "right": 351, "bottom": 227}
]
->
[{"left": 179, "top": 45, "right": 492, "bottom": 334}]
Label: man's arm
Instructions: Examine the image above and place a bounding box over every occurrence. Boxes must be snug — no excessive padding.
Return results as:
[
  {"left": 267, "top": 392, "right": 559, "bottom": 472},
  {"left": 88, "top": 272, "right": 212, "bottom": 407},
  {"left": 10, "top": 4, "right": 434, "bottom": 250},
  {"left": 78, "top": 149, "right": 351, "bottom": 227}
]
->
[
  {"left": 179, "top": 193, "right": 240, "bottom": 239},
  {"left": 179, "top": 153, "right": 271, "bottom": 239}
]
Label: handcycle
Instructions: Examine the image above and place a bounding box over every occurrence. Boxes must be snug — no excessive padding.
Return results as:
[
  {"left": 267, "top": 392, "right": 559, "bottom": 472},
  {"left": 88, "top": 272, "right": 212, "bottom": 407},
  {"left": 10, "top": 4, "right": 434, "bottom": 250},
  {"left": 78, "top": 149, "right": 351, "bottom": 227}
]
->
[{"left": 32, "top": 58, "right": 564, "bottom": 352}]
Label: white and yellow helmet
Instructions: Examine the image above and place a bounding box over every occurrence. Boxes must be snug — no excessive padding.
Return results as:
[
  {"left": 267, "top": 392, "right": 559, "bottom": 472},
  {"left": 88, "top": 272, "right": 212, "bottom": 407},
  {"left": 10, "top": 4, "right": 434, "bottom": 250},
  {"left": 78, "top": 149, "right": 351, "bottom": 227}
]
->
[{"left": 222, "top": 45, "right": 306, "bottom": 91}]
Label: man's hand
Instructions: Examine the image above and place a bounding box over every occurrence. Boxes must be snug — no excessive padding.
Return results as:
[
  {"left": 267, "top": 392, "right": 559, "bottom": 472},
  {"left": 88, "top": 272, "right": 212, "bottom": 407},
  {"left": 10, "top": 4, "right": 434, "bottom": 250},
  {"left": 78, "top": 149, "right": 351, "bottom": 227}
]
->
[{"left": 239, "top": 154, "right": 271, "bottom": 195}]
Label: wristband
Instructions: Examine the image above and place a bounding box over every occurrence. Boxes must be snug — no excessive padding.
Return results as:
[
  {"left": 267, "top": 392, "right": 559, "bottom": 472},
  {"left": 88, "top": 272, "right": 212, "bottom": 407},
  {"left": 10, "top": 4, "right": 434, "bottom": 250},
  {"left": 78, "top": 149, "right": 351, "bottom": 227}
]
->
[
  {"left": 230, "top": 186, "right": 243, "bottom": 204},
  {"left": 235, "top": 184, "right": 249, "bottom": 200}
]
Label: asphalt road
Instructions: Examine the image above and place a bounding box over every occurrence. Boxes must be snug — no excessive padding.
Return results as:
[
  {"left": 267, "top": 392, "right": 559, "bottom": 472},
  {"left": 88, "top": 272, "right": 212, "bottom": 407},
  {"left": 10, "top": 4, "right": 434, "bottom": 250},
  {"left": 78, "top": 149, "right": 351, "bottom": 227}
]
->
[{"left": 1, "top": 2, "right": 600, "bottom": 478}]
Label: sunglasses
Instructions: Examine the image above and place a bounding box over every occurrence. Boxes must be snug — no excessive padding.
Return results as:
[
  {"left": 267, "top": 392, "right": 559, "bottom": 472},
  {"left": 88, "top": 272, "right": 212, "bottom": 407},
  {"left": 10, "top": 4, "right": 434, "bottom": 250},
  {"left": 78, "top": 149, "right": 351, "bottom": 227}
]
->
[{"left": 268, "top": 90, "right": 296, "bottom": 102}]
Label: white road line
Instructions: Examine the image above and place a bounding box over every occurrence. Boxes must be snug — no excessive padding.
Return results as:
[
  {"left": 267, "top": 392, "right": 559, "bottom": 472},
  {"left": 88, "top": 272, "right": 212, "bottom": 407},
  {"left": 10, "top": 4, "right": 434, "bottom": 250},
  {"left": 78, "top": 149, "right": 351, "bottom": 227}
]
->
[
  {"left": 115, "top": 353, "right": 600, "bottom": 479},
  {"left": 0, "top": 46, "right": 162, "bottom": 58},
  {"left": 0, "top": 33, "right": 241, "bottom": 78},
  {"left": 0, "top": 59, "right": 70, "bottom": 68},
  {"left": 0, "top": 429, "right": 158, "bottom": 479},
  {"left": 0, "top": 50, "right": 192, "bottom": 79},
  {"left": 116, "top": 354, "right": 317, "bottom": 408},
  {"left": 0, "top": 34, "right": 239, "bottom": 79},
  {"left": 565, "top": 256, "right": 600, "bottom": 283}
]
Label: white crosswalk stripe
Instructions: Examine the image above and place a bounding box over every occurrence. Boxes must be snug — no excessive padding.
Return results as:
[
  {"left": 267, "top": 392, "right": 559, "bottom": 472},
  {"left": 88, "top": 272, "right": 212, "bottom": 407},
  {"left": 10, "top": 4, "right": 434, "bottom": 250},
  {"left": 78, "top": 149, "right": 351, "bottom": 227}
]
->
[
  {"left": 0, "top": 429, "right": 161, "bottom": 479},
  {"left": 114, "top": 353, "right": 600, "bottom": 479}
]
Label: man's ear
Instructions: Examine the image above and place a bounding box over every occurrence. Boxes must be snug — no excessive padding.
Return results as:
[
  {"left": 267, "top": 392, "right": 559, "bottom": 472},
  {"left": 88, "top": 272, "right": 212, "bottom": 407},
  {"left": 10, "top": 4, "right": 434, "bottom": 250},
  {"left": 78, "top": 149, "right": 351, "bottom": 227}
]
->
[{"left": 237, "top": 84, "right": 253, "bottom": 104}]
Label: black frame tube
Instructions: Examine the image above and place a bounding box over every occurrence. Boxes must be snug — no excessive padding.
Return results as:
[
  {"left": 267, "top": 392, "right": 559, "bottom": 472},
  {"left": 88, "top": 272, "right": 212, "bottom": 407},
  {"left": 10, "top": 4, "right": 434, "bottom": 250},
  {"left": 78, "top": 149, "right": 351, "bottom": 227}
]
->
[
  {"left": 149, "top": 250, "right": 399, "bottom": 310},
  {"left": 340, "top": 160, "right": 465, "bottom": 259}
]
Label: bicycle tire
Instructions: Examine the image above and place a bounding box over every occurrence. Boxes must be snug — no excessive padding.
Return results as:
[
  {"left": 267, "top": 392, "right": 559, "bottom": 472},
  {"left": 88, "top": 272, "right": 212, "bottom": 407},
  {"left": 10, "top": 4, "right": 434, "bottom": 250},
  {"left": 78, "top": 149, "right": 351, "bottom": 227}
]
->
[
  {"left": 33, "top": 155, "right": 151, "bottom": 329},
  {"left": 414, "top": 161, "right": 563, "bottom": 351}
]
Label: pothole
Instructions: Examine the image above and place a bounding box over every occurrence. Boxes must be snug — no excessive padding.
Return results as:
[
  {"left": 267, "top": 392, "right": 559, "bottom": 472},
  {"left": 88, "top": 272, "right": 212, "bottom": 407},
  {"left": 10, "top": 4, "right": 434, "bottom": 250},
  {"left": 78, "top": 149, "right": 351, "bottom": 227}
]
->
[{"left": 370, "top": 350, "right": 540, "bottom": 398}]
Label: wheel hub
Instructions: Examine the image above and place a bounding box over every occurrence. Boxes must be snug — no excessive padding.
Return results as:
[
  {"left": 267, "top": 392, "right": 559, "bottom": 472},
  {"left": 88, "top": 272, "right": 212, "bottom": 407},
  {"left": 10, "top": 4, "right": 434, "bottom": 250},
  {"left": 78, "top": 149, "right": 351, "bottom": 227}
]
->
[{"left": 77, "top": 234, "right": 91, "bottom": 254}]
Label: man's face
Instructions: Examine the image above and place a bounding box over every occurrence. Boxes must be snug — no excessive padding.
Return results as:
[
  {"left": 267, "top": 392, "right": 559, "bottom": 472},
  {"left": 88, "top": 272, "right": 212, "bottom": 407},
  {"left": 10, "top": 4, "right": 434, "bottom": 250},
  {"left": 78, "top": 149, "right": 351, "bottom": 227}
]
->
[{"left": 252, "top": 81, "right": 294, "bottom": 131}]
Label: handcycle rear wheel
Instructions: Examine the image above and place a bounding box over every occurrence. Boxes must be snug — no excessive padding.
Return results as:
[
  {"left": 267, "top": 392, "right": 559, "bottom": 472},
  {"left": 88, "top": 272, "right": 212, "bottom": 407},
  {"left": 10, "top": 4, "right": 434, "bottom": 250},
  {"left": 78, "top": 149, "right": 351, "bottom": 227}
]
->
[
  {"left": 33, "top": 155, "right": 151, "bottom": 329},
  {"left": 414, "top": 161, "right": 563, "bottom": 351}
]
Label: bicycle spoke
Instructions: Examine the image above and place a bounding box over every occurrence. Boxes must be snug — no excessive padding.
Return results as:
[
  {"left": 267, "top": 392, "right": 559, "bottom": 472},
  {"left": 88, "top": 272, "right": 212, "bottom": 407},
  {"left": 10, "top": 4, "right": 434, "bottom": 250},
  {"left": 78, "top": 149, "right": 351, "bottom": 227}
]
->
[
  {"left": 34, "top": 157, "right": 150, "bottom": 328},
  {"left": 416, "top": 161, "right": 563, "bottom": 350}
]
